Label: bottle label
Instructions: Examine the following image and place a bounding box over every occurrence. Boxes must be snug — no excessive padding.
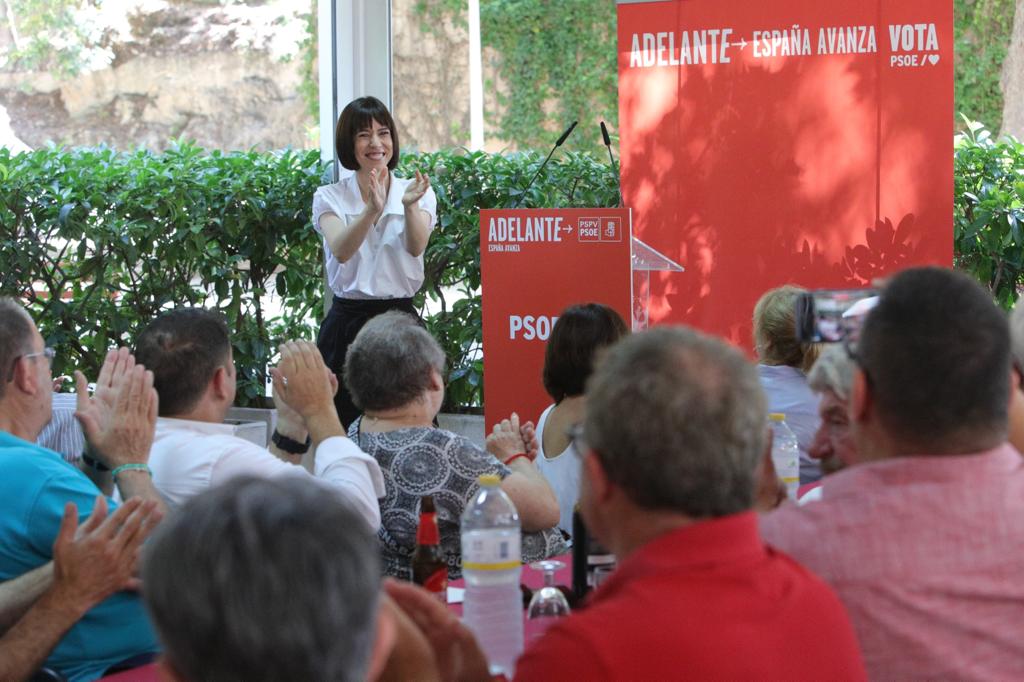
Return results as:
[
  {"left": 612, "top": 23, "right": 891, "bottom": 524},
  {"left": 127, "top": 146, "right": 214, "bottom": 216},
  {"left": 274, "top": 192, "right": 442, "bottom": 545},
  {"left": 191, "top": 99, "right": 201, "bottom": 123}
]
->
[
  {"left": 587, "top": 553, "right": 616, "bottom": 567},
  {"left": 424, "top": 567, "right": 448, "bottom": 598},
  {"left": 462, "top": 531, "right": 521, "bottom": 571},
  {"left": 417, "top": 512, "right": 441, "bottom": 545}
]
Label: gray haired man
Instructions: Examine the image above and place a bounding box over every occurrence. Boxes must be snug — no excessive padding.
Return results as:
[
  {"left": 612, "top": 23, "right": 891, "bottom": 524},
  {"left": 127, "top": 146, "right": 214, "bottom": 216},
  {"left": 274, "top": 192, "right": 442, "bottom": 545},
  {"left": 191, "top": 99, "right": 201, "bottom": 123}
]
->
[{"left": 143, "top": 475, "right": 393, "bottom": 682}]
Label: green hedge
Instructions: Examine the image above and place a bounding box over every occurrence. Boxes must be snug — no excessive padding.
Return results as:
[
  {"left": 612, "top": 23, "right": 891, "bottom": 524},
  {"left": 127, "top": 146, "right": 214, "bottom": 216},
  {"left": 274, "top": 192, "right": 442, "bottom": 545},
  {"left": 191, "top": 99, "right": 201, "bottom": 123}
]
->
[
  {"left": 0, "top": 144, "right": 618, "bottom": 410},
  {"left": 5, "top": 133, "right": 1017, "bottom": 411},
  {"left": 954, "top": 121, "right": 1024, "bottom": 309}
]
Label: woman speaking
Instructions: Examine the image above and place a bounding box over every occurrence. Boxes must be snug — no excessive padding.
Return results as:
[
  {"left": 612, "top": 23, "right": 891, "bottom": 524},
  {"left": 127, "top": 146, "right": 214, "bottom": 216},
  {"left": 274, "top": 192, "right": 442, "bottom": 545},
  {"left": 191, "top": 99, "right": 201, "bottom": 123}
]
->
[{"left": 312, "top": 96, "right": 436, "bottom": 428}]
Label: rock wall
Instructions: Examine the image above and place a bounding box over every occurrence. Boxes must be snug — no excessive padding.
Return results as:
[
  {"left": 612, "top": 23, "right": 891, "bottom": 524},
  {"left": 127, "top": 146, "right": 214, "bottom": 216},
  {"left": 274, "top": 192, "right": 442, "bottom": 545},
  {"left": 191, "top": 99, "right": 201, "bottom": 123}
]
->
[
  {"left": 391, "top": 0, "right": 505, "bottom": 153},
  {"left": 0, "top": 0, "right": 314, "bottom": 151},
  {"left": 1002, "top": 0, "right": 1024, "bottom": 140},
  {"left": 391, "top": 0, "right": 470, "bottom": 153},
  {"left": 0, "top": 0, "right": 501, "bottom": 153}
]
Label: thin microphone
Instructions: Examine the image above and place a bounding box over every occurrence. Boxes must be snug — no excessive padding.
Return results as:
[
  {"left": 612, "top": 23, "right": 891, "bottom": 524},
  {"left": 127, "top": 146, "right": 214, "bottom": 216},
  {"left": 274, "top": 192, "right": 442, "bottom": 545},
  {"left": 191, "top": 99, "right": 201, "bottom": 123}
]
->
[
  {"left": 514, "top": 120, "right": 578, "bottom": 208},
  {"left": 556, "top": 120, "right": 578, "bottom": 147},
  {"left": 600, "top": 121, "right": 624, "bottom": 208}
]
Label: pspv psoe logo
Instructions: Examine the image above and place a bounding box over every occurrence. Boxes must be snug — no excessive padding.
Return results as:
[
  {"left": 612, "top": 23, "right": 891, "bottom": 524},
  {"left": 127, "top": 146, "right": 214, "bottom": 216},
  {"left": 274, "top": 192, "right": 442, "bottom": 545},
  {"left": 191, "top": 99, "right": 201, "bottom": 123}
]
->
[
  {"left": 579, "top": 217, "right": 622, "bottom": 243},
  {"left": 888, "top": 23, "right": 939, "bottom": 68}
]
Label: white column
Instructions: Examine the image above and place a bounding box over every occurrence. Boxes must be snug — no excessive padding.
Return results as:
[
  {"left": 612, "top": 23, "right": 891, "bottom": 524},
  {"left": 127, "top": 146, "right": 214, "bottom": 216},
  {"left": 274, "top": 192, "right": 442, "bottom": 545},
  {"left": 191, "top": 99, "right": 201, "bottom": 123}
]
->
[
  {"left": 468, "top": 0, "right": 484, "bottom": 150},
  {"left": 318, "top": 0, "right": 394, "bottom": 170}
]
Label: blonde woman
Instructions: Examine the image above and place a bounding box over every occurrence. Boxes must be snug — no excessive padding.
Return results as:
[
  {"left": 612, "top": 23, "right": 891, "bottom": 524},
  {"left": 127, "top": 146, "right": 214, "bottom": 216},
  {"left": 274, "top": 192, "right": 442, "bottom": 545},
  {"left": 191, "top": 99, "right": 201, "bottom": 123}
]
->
[{"left": 753, "top": 285, "right": 822, "bottom": 484}]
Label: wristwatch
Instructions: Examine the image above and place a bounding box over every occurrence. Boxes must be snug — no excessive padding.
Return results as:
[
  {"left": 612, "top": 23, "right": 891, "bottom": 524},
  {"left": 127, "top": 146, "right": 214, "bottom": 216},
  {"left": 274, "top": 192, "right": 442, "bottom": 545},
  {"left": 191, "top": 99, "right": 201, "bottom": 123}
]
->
[
  {"left": 271, "top": 429, "right": 312, "bottom": 454},
  {"left": 81, "top": 451, "right": 110, "bottom": 472}
]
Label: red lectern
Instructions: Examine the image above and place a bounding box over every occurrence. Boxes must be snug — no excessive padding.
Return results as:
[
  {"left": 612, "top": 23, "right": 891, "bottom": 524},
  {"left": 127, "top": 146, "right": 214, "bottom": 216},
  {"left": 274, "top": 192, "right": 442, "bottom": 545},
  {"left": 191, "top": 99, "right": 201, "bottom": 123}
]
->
[{"left": 480, "top": 208, "right": 682, "bottom": 429}]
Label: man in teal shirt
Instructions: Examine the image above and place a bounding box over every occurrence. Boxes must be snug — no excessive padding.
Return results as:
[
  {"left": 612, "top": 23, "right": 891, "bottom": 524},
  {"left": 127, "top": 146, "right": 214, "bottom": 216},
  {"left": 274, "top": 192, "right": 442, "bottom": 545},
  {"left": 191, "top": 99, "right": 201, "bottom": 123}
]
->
[{"left": 0, "top": 298, "right": 166, "bottom": 681}]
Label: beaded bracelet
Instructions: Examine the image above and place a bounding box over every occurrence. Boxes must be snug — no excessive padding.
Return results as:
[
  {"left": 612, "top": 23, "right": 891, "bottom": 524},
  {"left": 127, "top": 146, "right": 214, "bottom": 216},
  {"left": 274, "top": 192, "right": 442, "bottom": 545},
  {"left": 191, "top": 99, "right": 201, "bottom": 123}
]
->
[{"left": 111, "top": 463, "right": 153, "bottom": 481}]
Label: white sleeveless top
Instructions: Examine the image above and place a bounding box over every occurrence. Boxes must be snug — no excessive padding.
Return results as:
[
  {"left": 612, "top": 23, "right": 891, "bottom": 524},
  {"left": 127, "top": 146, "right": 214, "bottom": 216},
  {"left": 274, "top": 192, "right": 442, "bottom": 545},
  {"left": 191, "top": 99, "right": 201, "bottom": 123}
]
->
[{"left": 534, "top": 404, "right": 582, "bottom": 536}]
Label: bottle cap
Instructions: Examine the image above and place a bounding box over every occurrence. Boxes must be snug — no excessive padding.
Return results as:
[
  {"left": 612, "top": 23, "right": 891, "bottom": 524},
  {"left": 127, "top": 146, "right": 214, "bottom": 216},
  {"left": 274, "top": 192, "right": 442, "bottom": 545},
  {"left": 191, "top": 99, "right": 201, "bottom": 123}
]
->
[
  {"left": 478, "top": 474, "right": 501, "bottom": 486},
  {"left": 768, "top": 412, "right": 786, "bottom": 421}
]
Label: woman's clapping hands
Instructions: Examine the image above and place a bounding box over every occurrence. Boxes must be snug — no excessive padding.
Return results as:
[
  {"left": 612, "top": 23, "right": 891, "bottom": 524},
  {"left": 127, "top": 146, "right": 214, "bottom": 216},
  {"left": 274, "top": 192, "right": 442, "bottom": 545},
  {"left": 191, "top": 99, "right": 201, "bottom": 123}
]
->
[{"left": 401, "top": 170, "right": 431, "bottom": 208}]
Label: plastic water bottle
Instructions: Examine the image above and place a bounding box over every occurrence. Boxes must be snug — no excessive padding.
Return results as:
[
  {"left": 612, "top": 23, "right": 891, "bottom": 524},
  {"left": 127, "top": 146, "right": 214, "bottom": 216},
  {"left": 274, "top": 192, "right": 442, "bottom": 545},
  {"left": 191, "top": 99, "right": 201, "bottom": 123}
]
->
[
  {"left": 769, "top": 413, "right": 800, "bottom": 501},
  {"left": 461, "top": 474, "right": 523, "bottom": 677}
]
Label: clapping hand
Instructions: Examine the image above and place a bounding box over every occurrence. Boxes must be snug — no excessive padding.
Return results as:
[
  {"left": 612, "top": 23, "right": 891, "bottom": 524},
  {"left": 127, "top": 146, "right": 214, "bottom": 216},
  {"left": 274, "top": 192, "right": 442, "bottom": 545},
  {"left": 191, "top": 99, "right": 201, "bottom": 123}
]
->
[
  {"left": 366, "top": 168, "right": 388, "bottom": 218},
  {"left": 51, "top": 496, "right": 162, "bottom": 608},
  {"left": 520, "top": 420, "right": 539, "bottom": 461},
  {"left": 401, "top": 170, "right": 431, "bottom": 208},
  {"left": 74, "top": 348, "right": 157, "bottom": 469},
  {"left": 486, "top": 412, "right": 529, "bottom": 463},
  {"left": 269, "top": 341, "right": 336, "bottom": 422},
  {"left": 384, "top": 579, "right": 490, "bottom": 682}
]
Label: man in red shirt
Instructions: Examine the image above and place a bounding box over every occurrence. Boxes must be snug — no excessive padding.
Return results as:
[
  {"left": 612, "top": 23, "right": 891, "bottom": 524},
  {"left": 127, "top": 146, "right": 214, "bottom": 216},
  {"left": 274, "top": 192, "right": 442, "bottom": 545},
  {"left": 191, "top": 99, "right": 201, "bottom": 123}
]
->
[{"left": 389, "top": 326, "right": 866, "bottom": 680}]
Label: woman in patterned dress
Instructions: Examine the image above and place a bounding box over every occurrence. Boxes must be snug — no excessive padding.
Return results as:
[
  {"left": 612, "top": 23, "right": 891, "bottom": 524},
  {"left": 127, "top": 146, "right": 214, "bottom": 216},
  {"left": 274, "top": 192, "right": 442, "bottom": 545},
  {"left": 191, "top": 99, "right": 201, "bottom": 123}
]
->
[{"left": 344, "top": 311, "right": 566, "bottom": 579}]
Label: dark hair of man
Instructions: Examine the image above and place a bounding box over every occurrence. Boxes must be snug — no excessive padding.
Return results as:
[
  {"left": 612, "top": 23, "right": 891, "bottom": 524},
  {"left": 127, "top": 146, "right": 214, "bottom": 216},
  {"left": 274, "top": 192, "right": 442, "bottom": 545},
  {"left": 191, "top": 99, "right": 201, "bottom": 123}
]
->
[
  {"left": 335, "top": 96, "right": 400, "bottom": 172},
  {"left": 134, "top": 308, "right": 231, "bottom": 416},
  {"left": 0, "top": 298, "right": 34, "bottom": 401},
  {"left": 584, "top": 326, "right": 767, "bottom": 518},
  {"left": 857, "top": 266, "right": 1010, "bottom": 452},
  {"left": 542, "top": 303, "right": 628, "bottom": 403},
  {"left": 142, "top": 476, "right": 381, "bottom": 682}
]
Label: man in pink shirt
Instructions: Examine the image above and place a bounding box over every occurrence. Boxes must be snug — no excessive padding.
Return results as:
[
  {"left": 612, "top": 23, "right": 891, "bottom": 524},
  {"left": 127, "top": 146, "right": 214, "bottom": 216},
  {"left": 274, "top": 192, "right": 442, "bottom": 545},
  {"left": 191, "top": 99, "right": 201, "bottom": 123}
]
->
[{"left": 761, "top": 266, "right": 1024, "bottom": 679}]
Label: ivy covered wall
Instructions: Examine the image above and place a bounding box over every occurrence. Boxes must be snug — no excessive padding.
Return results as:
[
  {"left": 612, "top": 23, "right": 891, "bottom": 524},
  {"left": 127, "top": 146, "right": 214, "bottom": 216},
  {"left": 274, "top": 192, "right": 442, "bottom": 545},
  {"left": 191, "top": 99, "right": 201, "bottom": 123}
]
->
[{"left": 954, "top": 0, "right": 1017, "bottom": 130}]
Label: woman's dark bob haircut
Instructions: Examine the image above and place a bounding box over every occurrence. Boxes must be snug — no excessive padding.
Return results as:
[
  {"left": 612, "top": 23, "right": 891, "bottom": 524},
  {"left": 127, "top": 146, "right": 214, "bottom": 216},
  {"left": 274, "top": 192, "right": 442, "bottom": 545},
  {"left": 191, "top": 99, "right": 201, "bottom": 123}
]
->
[
  {"left": 543, "top": 303, "right": 629, "bottom": 403},
  {"left": 335, "top": 96, "right": 400, "bottom": 172}
]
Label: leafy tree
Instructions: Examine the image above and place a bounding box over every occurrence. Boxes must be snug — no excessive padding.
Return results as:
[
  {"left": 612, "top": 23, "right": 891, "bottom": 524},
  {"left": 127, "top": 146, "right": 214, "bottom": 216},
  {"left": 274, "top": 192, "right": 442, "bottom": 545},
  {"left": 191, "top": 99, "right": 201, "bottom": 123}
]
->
[
  {"left": 954, "top": 118, "right": 1024, "bottom": 307},
  {"left": 2, "top": 0, "right": 103, "bottom": 76}
]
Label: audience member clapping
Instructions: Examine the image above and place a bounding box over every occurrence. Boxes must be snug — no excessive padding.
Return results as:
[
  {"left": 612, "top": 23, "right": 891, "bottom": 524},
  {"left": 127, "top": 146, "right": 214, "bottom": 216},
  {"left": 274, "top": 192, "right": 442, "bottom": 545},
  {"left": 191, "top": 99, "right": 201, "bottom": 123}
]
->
[
  {"left": 0, "top": 497, "right": 160, "bottom": 681},
  {"left": 344, "top": 311, "right": 565, "bottom": 580},
  {"left": 534, "top": 303, "right": 627, "bottom": 535},
  {"left": 753, "top": 285, "right": 823, "bottom": 484},
  {"left": 760, "top": 266, "right": 1024, "bottom": 679},
  {"left": 0, "top": 297, "right": 164, "bottom": 680},
  {"left": 131, "top": 307, "right": 384, "bottom": 527}
]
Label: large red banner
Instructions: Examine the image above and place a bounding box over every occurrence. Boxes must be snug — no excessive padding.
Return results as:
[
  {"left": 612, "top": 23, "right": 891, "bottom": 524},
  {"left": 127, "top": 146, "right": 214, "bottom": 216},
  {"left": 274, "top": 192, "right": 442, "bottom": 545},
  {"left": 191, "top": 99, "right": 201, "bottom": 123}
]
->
[
  {"left": 480, "top": 209, "right": 633, "bottom": 429},
  {"left": 617, "top": 0, "right": 953, "bottom": 348}
]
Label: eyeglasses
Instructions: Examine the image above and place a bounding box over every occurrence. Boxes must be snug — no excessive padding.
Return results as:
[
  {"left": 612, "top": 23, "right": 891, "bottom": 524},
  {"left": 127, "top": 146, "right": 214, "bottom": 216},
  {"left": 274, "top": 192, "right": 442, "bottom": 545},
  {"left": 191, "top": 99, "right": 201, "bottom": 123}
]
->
[{"left": 6, "top": 347, "right": 55, "bottom": 382}]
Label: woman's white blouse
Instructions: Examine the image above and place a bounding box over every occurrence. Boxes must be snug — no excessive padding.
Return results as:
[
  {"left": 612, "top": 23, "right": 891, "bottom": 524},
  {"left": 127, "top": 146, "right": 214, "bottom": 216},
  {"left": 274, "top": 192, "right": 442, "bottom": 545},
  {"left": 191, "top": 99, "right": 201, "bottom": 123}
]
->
[
  {"left": 534, "top": 404, "right": 581, "bottom": 536},
  {"left": 312, "top": 172, "right": 438, "bottom": 299}
]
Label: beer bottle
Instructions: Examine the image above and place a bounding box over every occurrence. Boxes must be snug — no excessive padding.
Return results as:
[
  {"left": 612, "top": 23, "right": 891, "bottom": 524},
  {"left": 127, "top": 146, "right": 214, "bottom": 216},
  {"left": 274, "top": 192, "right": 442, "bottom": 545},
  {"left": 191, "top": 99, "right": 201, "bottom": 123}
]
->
[{"left": 412, "top": 495, "right": 448, "bottom": 599}]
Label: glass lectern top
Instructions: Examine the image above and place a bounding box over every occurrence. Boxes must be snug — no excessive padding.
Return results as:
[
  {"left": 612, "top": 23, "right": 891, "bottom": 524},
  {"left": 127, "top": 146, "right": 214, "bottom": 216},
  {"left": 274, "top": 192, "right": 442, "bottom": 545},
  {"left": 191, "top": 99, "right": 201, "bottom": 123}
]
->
[{"left": 631, "top": 237, "right": 685, "bottom": 273}]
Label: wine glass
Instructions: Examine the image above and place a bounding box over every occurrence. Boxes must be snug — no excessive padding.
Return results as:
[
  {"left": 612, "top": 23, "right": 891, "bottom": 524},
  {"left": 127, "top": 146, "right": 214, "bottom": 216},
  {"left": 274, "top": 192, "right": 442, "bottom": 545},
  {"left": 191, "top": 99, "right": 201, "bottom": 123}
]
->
[{"left": 527, "top": 560, "right": 570, "bottom": 635}]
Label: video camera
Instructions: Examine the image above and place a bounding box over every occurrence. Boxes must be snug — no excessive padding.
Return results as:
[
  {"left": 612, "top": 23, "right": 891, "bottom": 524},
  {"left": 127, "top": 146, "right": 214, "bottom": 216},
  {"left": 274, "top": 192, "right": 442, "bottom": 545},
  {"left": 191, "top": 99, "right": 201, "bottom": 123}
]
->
[{"left": 795, "top": 289, "right": 878, "bottom": 343}]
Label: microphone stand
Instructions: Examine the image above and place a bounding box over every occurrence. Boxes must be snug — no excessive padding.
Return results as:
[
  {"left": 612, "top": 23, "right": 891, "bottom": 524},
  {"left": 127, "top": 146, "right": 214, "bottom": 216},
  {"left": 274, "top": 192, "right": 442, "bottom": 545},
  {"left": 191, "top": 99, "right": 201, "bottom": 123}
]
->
[
  {"left": 513, "top": 120, "right": 578, "bottom": 208},
  {"left": 601, "top": 121, "right": 624, "bottom": 208}
]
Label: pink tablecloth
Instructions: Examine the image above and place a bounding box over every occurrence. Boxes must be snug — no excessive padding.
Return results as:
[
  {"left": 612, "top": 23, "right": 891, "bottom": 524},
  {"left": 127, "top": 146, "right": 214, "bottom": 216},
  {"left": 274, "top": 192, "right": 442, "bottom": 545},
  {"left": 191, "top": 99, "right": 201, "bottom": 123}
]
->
[{"left": 101, "top": 663, "right": 159, "bottom": 681}]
